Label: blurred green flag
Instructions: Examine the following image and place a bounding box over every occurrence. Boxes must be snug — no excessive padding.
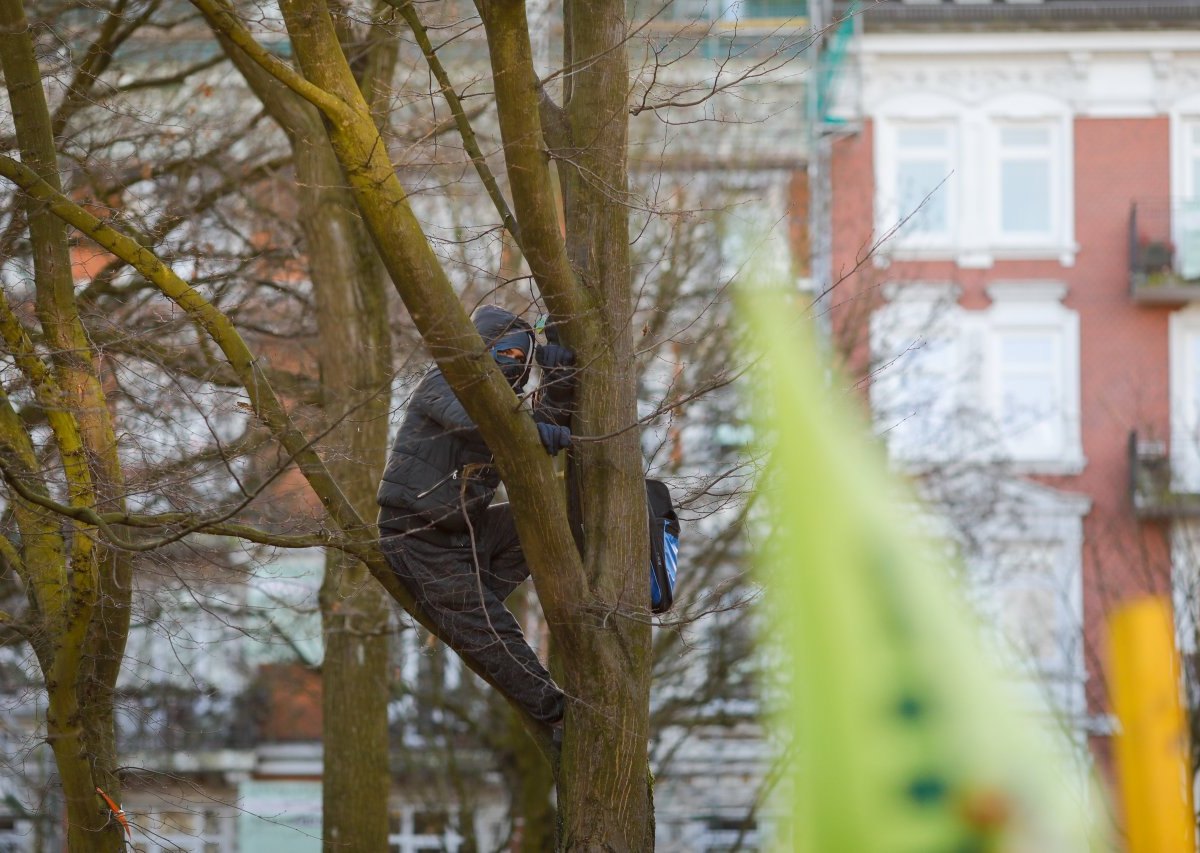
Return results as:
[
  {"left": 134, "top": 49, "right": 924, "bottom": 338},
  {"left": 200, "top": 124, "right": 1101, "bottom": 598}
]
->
[{"left": 743, "top": 285, "right": 1103, "bottom": 852}]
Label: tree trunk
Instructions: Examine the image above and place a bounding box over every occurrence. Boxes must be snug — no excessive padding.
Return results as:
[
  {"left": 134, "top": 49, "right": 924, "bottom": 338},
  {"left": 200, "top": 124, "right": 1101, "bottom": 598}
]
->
[
  {"left": 500, "top": 591, "right": 557, "bottom": 850},
  {"left": 45, "top": 689, "right": 120, "bottom": 851},
  {"left": 214, "top": 35, "right": 397, "bottom": 848},
  {"left": 0, "top": 2, "right": 129, "bottom": 849},
  {"left": 285, "top": 77, "right": 396, "bottom": 853},
  {"left": 507, "top": 708, "right": 557, "bottom": 851},
  {"left": 303, "top": 142, "right": 394, "bottom": 851},
  {"left": 557, "top": 2, "right": 654, "bottom": 848}
]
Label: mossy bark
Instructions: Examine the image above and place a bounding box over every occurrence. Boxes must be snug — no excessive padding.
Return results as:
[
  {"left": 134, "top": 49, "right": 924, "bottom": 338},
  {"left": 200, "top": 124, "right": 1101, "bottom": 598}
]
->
[
  {"left": 216, "top": 33, "right": 396, "bottom": 850},
  {"left": 0, "top": 1, "right": 130, "bottom": 849}
]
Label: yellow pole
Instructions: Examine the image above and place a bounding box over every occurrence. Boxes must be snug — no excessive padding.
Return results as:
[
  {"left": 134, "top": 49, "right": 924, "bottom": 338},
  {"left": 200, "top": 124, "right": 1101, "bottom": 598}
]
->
[{"left": 1108, "top": 596, "right": 1196, "bottom": 853}]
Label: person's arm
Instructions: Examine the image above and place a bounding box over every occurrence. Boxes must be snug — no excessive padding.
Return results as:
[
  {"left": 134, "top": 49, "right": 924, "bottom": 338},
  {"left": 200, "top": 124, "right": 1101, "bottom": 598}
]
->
[
  {"left": 532, "top": 343, "right": 577, "bottom": 427},
  {"left": 413, "top": 369, "right": 480, "bottom": 435}
]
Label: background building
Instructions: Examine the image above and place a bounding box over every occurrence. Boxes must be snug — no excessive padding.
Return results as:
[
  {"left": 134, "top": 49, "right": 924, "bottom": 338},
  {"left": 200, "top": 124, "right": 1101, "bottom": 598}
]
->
[
  {"left": 0, "top": 1, "right": 820, "bottom": 850},
  {"left": 820, "top": 0, "right": 1200, "bottom": 799}
]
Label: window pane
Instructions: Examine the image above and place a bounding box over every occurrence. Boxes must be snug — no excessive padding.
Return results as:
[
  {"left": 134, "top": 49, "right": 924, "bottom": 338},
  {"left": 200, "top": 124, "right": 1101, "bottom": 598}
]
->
[
  {"left": 998, "top": 584, "right": 1061, "bottom": 665},
  {"left": 1000, "top": 126, "right": 1050, "bottom": 148},
  {"left": 1188, "top": 337, "right": 1200, "bottom": 451},
  {"left": 1187, "top": 120, "right": 1200, "bottom": 201},
  {"left": 898, "top": 159, "right": 950, "bottom": 234},
  {"left": 1001, "top": 334, "right": 1054, "bottom": 365},
  {"left": 413, "top": 810, "right": 449, "bottom": 835},
  {"left": 657, "top": 0, "right": 806, "bottom": 21},
  {"left": 988, "top": 544, "right": 1068, "bottom": 673},
  {"left": 1000, "top": 160, "right": 1050, "bottom": 234},
  {"left": 897, "top": 126, "right": 949, "bottom": 149},
  {"left": 882, "top": 334, "right": 958, "bottom": 457},
  {"left": 1002, "top": 378, "right": 1056, "bottom": 433},
  {"left": 997, "top": 332, "right": 1061, "bottom": 457},
  {"left": 159, "top": 812, "right": 196, "bottom": 834},
  {"left": 660, "top": 0, "right": 716, "bottom": 19}
]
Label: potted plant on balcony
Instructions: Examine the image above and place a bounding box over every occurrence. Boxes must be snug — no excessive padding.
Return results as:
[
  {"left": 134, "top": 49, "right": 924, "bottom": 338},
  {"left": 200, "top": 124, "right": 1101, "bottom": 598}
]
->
[{"left": 1139, "top": 236, "right": 1175, "bottom": 286}]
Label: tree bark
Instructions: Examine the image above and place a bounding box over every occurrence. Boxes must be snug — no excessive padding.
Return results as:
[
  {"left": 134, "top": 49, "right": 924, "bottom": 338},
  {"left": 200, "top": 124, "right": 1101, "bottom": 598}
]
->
[
  {"left": 214, "top": 31, "right": 395, "bottom": 850},
  {"left": 307, "top": 147, "right": 394, "bottom": 853},
  {"left": 0, "top": 2, "right": 129, "bottom": 849},
  {"left": 507, "top": 697, "right": 557, "bottom": 850},
  {"left": 555, "top": 2, "right": 654, "bottom": 848},
  {"left": 308, "top": 156, "right": 394, "bottom": 853}
]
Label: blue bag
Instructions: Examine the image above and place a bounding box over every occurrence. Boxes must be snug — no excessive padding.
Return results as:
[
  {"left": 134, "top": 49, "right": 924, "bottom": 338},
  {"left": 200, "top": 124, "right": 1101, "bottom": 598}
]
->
[{"left": 647, "top": 479, "right": 680, "bottom": 614}]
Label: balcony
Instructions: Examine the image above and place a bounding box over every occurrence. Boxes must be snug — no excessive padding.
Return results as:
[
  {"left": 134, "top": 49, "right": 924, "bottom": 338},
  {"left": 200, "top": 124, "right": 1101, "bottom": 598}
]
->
[
  {"left": 1129, "top": 201, "right": 1200, "bottom": 304},
  {"left": 1129, "top": 431, "right": 1200, "bottom": 519},
  {"left": 632, "top": 0, "right": 811, "bottom": 61}
]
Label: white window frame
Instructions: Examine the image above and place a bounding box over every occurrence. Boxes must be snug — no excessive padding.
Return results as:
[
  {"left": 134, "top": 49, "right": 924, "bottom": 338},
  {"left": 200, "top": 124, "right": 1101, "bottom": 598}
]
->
[
  {"left": 875, "top": 106, "right": 960, "bottom": 252},
  {"left": 894, "top": 123, "right": 957, "bottom": 245},
  {"left": 1180, "top": 118, "right": 1200, "bottom": 201},
  {"left": 869, "top": 283, "right": 966, "bottom": 462},
  {"left": 1169, "top": 101, "right": 1200, "bottom": 281},
  {"left": 871, "top": 281, "right": 1083, "bottom": 474},
  {"left": 1168, "top": 305, "right": 1200, "bottom": 490},
  {"left": 388, "top": 805, "right": 465, "bottom": 853},
  {"left": 987, "top": 327, "right": 1065, "bottom": 458},
  {"left": 975, "top": 542, "right": 1075, "bottom": 675},
  {"left": 1170, "top": 97, "right": 1200, "bottom": 205},
  {"left": 966, "top": 481, "right": 1089, "bottom": 723},
  {"left": 873, "top": 92, "right": 1076, "bottom": 267},
  {"left": 983, "top": 283, "right": 1083, "bottom": 474},
  {"left": 988, "top": 120, "right": 1065, "bottom": 247}
]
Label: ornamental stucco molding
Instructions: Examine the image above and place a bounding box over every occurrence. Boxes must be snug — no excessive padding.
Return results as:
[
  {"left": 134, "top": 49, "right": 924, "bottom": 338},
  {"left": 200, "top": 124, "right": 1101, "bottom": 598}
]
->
[
  {"left": 863, "top": 60, "right": 1079, "bottom": 111},
  {"left": 860, "top": 51, "right": 1200, "bottom": 118}
]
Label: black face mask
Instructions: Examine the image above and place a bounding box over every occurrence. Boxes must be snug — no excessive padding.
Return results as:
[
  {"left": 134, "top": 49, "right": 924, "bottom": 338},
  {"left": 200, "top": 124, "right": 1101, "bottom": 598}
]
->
[
  {"left": 493, "top": 351, "right": 529, "bottom": 387},
  {"left": 490, "top": 331, "right": 534, "bottom": 389}
]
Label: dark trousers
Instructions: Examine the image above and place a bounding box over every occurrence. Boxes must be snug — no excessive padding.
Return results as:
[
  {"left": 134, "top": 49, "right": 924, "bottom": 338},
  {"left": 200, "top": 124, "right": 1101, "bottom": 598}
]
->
[{"left": 380, "top": 503, "right": 565, "bottom": 724}]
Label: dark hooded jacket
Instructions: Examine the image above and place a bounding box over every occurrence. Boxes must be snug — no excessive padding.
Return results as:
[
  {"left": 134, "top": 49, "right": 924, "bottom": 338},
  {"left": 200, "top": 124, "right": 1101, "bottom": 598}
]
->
[{"left": 377, "top": 305, "right": 569, "bottom": 535}]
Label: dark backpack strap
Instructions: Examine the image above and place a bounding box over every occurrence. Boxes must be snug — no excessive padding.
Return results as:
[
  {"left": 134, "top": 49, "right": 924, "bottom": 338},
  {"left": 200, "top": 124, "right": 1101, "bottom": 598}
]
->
[
  {"left": 645, "top": 480, "right": 679, "bottom": 531},
  {"left": 646, "top": 479, "right": 680, "bottom": 613}
]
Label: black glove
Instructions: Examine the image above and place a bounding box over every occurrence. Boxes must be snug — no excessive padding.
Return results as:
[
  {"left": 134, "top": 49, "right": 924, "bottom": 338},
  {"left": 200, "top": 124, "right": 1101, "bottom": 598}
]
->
[
  {"left": 536, "top": 422, "right": 572, "bottom": 456},
  {"left": 542, "top": 317, "right": 562, "bottom": 346},
  {"left": 536, "top": 343, "right": 575, "bottom": 370}
]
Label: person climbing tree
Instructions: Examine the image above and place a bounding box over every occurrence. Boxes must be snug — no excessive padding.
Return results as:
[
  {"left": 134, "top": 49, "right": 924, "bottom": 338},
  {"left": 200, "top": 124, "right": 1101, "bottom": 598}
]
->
[{"left": 377, "top": 305, "right": 576, "bottom": 725}]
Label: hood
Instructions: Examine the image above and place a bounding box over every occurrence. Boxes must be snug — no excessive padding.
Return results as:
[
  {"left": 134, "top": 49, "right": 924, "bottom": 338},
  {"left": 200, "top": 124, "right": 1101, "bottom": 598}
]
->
[
  {"left": 472, "top": 304, "right": 534, "bottom": 347},
  {"left": 471, "top": 305, "right": 536, "bottom": 389}
]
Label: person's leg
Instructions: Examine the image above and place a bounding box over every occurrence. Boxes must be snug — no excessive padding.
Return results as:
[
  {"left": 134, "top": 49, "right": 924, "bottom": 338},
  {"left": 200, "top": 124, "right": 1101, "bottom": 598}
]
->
[
  {"left": 381, "top": 533, "right": 564, "bottom": 723},
  {"left": 478, "top": 503, "right": 530, "bottom": 602}
]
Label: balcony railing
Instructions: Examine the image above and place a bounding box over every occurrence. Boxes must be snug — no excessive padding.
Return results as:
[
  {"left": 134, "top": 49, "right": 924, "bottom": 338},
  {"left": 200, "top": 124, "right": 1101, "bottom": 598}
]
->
[
  {"left": 1129, "top": 431, "right": 1200, "bottom": 518},
  {"left": 1129, "top": 201, "right": 1200, "bottom": 304}
]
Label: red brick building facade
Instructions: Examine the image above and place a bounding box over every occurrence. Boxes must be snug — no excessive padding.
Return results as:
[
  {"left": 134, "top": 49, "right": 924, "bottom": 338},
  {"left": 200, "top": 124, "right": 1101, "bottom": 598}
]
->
[{"left": 820, "top": 0, "right": 1200, "bottom": 783}]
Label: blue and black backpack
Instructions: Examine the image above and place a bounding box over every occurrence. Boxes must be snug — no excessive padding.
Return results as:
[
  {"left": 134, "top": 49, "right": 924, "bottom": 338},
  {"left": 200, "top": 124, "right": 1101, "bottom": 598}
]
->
[{"left": 646, "top": 479, "right": 680, "bottom": 614}]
